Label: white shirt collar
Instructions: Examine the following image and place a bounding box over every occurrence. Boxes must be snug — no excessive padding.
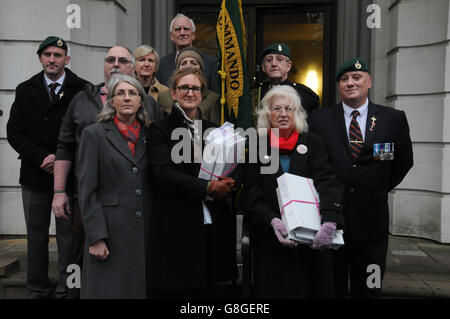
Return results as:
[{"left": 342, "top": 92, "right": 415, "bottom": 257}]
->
[
  {"left": 44, "top": 72, "right": 66, "bottom": 88},
  {"left": 342, "top": 98, "right": 369, "bottom": 119}
]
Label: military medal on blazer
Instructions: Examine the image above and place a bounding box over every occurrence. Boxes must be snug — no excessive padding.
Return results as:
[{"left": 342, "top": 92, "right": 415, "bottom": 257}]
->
[{"left": 373, "top": 142, "right": 395, "bottom": 161}]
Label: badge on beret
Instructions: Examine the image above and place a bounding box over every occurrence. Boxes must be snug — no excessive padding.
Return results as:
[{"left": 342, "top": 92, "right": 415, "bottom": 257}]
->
[
  {"left": 297, "top": 144, "right": 308, "bottom": 154},
  {"left": 278, "top": 44, "right": 282, "bottom": 52},
  {"left": 355, "top": 60, "right": 362, "bottom": 69}
]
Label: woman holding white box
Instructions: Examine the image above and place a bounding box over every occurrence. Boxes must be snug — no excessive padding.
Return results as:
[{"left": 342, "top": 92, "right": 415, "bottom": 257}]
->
[
  {"left": 241, "top": 85, "right": 344, "bottom": 298},
  {"left": 147, "top": 68, "right": 238, "bottom": 298}
]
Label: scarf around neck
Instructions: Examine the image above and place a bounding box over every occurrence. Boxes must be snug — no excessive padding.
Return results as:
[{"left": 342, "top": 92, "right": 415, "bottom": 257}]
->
[
  {"left": 113, "top": 116, "right": 141, "bottom": 157},
  {"left": 269, "top": 129, "right": 299, "bottom": 155}
]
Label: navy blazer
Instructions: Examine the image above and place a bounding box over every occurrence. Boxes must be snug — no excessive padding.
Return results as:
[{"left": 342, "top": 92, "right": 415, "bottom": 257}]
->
[{"left": 309, "top": 102, "right": 413, "bottom": 240}]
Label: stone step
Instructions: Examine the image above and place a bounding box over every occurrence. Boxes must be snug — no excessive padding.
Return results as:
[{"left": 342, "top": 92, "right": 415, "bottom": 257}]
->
[
  {"left": 0, "top": 268, "right": 28, "bottom": 299},
  {"left": 0, "top": 258, "right": 20, "bottom": 277},
  {"left": 0, "top": 267, "right": 61, "bottom": 299}
]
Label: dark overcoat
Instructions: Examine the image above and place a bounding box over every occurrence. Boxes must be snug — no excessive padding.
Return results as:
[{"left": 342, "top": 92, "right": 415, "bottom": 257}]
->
[
  {"left": 55, "top": 83, "right": 163, "bottom": 194},
  {"left": 241, "top": 132, "right": 344, "bottom": 299},
  {"left": 7, "top": 68, "right": 90, "bottom": 187},
  {"left": 147, "top": 107, "right": 237, "bottom": 291},
  {"left": 77, "top": 121, "right": 152, "bottom": 299}
]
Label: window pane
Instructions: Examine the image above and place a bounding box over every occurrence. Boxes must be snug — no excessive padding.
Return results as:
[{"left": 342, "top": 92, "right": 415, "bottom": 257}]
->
[{"left": 263, "top": 12, "right": 324, "bottom": 103}]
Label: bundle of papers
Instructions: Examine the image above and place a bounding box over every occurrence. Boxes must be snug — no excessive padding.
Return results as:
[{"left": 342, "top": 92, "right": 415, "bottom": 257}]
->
[
  {"left": 276, "top": 173, "right": 344, "bottom": 249},
  {"left": 198, "top": 122, "right": 246, "bottom": 181}
]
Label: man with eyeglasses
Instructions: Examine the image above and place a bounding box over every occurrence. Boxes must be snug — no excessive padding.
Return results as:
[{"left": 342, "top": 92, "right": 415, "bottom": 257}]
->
[
  {"left": 253, "top": 42, "right": 320, "bottom": 117},
  {"left": 156, "top": 13, "right": 220, "bottom": 94},
  {"left": 51, "top": 45, "right": 163, "bottom": 299},
  {"left": 7, "top": 36, "right": 90, "bottom": 299}
]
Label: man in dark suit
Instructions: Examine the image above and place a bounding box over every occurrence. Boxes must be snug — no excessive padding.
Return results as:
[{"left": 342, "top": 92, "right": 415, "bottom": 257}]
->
[
  {"left": 253, "top": 43, "right": 320, "bottom": 117},
  {"left": 156, "top": 13, "right": 220, "bottom": 93},
  {"left": 7, "top": 36, "right": 90, "bottom": 299},
  {"left": 309, "top": 57, "right": 413, "bottom": 298}
]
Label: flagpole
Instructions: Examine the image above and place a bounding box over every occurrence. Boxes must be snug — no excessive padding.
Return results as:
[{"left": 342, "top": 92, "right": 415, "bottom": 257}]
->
[{"left": 218, "top": 0, "right": 226, "bottom": 125}]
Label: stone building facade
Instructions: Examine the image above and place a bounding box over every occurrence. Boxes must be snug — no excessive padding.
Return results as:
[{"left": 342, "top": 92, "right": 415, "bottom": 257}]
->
[{"left": 0, "top": 0, "right": 449, "bottom": 243}]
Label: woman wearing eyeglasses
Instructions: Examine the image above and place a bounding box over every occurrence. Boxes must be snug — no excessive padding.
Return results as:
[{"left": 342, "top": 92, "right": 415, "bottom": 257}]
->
[
  {"left": 147, "top": 67, "right": 238, "bottom": 298},
  {"left": 158, "top": 47, "right": 221, "bottom": 124},
  {"left": 240, "top": 85, "right": 344, "bottom": 299},
  {"left": 76, "top": 74, "right": 152, "bottom": 298}
]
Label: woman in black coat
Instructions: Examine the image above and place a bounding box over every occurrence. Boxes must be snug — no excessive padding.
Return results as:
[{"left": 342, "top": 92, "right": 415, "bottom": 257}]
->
[
  {"left": 77, "top": 74, "right": 152, "bottom": 298},
  {"left": 147, "top": 68, "right": 237, "bottom": 298},
  {"left": 241, "top": 85, "right": 344, "bottom": 299}
]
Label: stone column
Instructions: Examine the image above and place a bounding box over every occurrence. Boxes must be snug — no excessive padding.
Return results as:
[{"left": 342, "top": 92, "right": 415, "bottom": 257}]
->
[
  {"left": 372, "top": 0, "right": 450, "bottom": 243},
  {"left": 141, "top": 0, "right": 175, "bottom": 57}
]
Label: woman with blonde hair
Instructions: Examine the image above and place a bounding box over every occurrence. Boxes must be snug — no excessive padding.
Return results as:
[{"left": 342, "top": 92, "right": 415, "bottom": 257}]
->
[{"left": 133, "top": 45, "right": 168, "bottom": 102}]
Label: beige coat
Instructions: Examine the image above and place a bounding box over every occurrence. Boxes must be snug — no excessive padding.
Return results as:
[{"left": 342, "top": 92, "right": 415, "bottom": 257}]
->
[{"left": 148, "top": 78, "right": 169, "bottom": 103}]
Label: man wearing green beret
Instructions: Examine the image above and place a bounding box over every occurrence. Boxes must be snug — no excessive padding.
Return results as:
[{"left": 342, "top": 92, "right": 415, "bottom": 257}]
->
[
  {"left": 7, "top": 36, "right": 90, "bottom": 298},
  {"left": 253, "top": 42, "right": 320, "bottom": 116},
  {"left": 309, "top": 57, "right": 414, "bottom": 298}
]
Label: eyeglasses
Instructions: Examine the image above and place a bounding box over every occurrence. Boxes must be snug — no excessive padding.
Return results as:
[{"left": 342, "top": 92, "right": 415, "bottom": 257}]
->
[
  {"left": 105, "top": 56, "right": 132, "bottom": 65},
  {"left": 272, "top": 106, "right": 295, "bottom": 113},
  {"left": 263, "top": 56, "right": 289, "bottom": 64},
  {"left": 112, "top": 90, "right": 140, "bottom": 99},
  {"left": 177, "top": 85, "right": 202, "bottom": 94}
]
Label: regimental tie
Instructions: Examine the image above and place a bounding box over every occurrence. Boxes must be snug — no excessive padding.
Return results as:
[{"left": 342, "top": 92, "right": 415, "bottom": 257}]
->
[
  {"left": 48, "top": 82, "right": 59, "bottom": 101},
  {"left": 349, "top": 110, "right": 364, "bottom": 160}
]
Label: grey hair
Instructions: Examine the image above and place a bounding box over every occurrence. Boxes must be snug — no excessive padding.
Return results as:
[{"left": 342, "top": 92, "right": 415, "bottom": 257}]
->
[
  {"left": 169, "top": 13, "right": 196, "bottom": 33},
  {"left": 105, "top": 45, "right": 135, "bottom": 67},
  {"left": 97, "top": 74, "right": 150, "bottom": 126},
  {"left": 257, "top": 85, "right": 308, "bottom": 133},
  {"left": 133, "top": 45, "right": 161, "bottom": 71}
]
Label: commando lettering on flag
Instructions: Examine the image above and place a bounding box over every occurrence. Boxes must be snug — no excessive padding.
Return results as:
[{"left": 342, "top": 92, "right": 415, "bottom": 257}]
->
[{"left": 217, "top": 0, "right": 252, "bottom": 129}]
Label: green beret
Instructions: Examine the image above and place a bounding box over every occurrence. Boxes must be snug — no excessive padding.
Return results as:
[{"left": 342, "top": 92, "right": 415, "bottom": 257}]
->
[
  {"left": 336, "top": 57, "right": 369, "bottom": 81},
  {"left": 37, "top": 36, "right": 68, "bottom": 54},
  {"left": 261, "top": 42, "right": 290, "bottom": 60}
]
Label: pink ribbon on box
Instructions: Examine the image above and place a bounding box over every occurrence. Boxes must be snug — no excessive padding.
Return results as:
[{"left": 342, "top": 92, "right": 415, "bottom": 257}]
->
[
  {"left": 200, "top": 163, "right": 237, "bottom": 178},
  {"left": 280, "top": 178, "right": 320, "bottom": 217},
  {"left": 200, "top": 129, "right": 240, "bottom": 178}
]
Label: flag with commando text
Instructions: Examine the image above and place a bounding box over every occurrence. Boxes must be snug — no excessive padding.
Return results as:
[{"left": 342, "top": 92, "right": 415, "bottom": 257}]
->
[{"left": 216, "top": 0, "right": 253, "bottom": 129}]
